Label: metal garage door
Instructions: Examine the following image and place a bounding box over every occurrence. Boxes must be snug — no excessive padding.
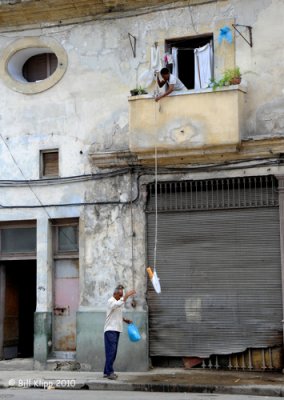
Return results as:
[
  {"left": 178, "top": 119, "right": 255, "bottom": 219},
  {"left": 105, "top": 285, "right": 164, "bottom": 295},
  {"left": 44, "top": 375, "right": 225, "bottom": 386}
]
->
[{"left": 147, "top": 176, "right": 282, "bottom": 358}]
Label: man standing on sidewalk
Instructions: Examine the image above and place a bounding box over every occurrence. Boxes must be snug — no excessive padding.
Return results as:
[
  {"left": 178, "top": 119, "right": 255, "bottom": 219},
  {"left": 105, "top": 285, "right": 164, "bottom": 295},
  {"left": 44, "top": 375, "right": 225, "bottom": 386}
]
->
[{"left": 103, "top": 284, "right": 136, "bottom": 380}]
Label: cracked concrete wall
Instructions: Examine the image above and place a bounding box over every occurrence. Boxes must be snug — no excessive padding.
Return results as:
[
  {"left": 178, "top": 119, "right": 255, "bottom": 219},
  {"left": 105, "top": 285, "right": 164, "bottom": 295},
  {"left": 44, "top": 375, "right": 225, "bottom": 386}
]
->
[{"left": 80, "top": 174, "right": 147, "bottom": 309}]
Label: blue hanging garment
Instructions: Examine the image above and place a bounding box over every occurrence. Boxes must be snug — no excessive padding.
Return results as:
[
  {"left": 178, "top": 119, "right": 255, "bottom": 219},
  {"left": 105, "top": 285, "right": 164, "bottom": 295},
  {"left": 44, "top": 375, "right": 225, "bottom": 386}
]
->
[
  {"left": 127, "top": 323, "right": 141, "bottom": 342},
  {"left": 218, "top": 26, "right": 233, "bottom": 44}
]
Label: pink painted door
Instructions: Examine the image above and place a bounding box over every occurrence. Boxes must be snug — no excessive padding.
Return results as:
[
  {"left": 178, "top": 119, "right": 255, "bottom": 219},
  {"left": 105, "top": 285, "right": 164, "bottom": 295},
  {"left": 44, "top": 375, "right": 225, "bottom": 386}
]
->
[{"left": 53, "top": 259, "right": 79, "bottom": 351}]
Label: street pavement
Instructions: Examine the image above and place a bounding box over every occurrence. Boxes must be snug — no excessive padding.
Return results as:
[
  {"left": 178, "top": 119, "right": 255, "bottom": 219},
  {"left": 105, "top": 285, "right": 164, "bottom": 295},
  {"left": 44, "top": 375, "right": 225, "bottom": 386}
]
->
[
  {"left": 0, "top": 390, "right": 282, "bottom": 400},
  {"left": 0, "top": 359, "right": 284, "bottom": 397}
]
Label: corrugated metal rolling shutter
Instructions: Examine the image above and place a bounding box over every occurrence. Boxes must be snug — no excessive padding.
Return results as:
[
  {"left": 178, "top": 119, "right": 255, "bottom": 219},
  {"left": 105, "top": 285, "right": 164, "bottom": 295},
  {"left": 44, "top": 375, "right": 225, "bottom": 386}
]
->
[{"left": 147, "top": 177, "right": 282, "bottom": 358}]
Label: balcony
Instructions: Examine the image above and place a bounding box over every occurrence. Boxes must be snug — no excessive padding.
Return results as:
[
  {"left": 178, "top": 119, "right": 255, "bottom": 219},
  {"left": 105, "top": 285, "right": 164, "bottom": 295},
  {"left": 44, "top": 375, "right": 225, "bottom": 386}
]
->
[{"left": 129, "top": 85, "right": 246, "bottom": 162}]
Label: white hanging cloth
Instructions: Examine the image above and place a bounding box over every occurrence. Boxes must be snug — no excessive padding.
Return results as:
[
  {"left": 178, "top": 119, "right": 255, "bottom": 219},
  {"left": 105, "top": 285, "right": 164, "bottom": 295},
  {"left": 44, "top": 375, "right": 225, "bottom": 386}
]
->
[
  {"left": 194, "top": 42, "right": 213, "bottom": 90},
  {"left": 172, "top": 47, "right": 179, "bottom": 78},
  {"left": 150, "top": 45, "right": 162, "bottom": 72},
  {"left": 138, "top": 45, "right": 162, "bottom": 88}
]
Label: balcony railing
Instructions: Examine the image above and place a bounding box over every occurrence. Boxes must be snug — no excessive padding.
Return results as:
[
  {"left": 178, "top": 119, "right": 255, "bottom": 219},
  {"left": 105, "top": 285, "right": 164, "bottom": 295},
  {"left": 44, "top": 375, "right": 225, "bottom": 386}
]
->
[{"left": 129, "top": 85, "right": 246, "bottom": 156}]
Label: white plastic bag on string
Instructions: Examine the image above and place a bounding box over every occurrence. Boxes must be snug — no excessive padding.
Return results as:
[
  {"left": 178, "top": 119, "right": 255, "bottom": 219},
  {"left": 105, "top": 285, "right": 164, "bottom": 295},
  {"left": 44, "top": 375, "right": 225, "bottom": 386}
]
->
[
  {"left": 147, "top": 267, "right": 161, "bottom": 294},
  {"left": 152, "top": 269, "right": 161, "bottom": 294},
  {"left": 138, "top": 69, "right": 155, "bottom": 88}
]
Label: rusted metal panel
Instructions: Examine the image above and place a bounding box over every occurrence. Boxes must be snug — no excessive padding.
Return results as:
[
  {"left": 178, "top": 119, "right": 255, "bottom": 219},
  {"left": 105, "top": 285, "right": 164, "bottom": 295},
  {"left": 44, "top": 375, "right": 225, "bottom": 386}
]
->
[
  {"left": 147, "top": 177, "right": 282, "bottom": 358},
  {"left": 199, "top": 347, "right": 283, "bottom": 370}
]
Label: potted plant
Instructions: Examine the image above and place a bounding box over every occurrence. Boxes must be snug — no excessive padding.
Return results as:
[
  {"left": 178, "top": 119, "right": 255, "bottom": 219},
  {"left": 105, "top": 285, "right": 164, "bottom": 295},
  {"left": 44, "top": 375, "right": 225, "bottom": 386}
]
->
[
  {"left": 130, "top": 86, "right": 148, "bottom": 96},
  {"left": 223, "top": 66, "right": 241, "bottom": 85},
  {"left": 209, "top": 67, "right": 241, "bottom": 90}
]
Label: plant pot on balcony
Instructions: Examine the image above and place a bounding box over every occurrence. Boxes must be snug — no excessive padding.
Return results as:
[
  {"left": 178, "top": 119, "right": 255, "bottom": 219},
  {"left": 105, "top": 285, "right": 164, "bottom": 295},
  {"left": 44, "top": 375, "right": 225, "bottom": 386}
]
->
[
  {"left": 130, "top": 89, "right": 139, "bottom": 96},
  {"left": 130, "top": 87, "right": 148, "bottom": 96},
  {"left": 230, "top": 77, "right": 241, "bottom": 85}
]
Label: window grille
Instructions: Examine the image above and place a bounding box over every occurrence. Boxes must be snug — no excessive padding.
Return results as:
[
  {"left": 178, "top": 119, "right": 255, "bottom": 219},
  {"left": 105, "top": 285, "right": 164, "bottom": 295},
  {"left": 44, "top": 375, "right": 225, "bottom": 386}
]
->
[{"left": 147, "top": 176, "right": 278, "bottom": 212}]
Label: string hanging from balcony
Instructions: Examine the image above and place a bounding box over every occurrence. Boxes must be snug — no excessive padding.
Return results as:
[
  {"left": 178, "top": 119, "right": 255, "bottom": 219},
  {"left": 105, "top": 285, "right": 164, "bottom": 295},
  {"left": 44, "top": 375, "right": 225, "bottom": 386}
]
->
[{"left": 147, "top": 100, "right": 161, "bottom": 294}]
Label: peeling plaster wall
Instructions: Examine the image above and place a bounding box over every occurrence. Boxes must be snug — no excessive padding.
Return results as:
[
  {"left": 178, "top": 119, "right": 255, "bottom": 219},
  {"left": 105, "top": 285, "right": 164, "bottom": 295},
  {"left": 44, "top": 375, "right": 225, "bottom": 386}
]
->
[
  {"left": 81, "top": 175, "right": 147, "bottom": 309},
  {"left": 230, "top": 0, "right": 284, "bottom": 137},
  {"left": 0, "top": 0, "right": 282, "bottom": 178},
  {"left": 0, "top": 0, "right": 283, "bottom": 369},
  {"left": 77, "top": 178, "right": 148, "bottom": 371}
]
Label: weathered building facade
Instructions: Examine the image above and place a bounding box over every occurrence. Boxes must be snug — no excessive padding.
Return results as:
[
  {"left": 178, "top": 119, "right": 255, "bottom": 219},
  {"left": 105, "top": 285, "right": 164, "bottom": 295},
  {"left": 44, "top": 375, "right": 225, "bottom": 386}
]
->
[{"left": 0, "top": 0, "right": 284, "bottom": 371}]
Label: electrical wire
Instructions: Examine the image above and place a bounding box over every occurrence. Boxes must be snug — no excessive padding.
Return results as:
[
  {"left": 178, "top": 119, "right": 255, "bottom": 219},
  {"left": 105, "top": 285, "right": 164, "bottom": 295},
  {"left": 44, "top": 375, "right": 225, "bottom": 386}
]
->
[
  {"left": 0, "top": 167, "right": 132, "bottom": 186},
  {"left": 0, "top": 155, "right": 279, "bottom": 187},
  {"left": 0, "top": 132, "right": 141, "bottom": 209},
  {"left": 0, "top": 133, "right": 50, "bottom": 211},
  {"left": 0, "top": 157, "right": 280, "bottom": 209},
  {"left": 0, "top": 133, "right": 84, "bottom": 245}
]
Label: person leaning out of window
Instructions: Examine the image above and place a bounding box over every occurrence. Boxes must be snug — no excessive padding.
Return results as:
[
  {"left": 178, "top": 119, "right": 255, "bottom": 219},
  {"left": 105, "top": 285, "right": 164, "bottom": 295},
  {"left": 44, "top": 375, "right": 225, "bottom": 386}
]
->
[{"left": 155, "top": 67, "right": 186, "bottom": 102}]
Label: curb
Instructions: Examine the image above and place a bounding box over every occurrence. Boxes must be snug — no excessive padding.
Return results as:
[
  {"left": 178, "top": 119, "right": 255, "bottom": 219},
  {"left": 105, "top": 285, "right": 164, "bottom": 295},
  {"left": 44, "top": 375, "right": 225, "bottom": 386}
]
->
[
  {"left": 3, "top": 381, "right": 284, "bottom": 397},
  {"left": 77, "top": 382, "right": 284, "bottom": 397}
]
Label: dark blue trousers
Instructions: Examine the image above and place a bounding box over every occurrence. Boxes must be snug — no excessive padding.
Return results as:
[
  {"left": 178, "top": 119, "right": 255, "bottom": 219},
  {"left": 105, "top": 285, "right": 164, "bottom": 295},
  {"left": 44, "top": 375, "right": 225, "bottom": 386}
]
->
[{"left": 104, "top": 331, "right": 120, "bottom": 376}]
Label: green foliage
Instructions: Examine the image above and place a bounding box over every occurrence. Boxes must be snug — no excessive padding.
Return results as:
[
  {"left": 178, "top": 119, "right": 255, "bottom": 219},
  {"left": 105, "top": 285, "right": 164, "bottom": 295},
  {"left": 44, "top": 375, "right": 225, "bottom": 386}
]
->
[
  {"left": 209, "top": 67, "right": 241, "bottom": 90},
  {"left": 130, "top": 86, "right": 148, "bottom": 96},
  {"left": 223, "top": 66, "right": 241, "bottom": 82}
]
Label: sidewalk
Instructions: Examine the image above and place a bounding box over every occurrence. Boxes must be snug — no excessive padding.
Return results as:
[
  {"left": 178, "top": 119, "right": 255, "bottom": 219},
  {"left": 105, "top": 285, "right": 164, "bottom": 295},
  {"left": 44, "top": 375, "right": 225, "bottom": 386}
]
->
[{"left": 0, "top": 359, "right": 284, "bottom": 397}]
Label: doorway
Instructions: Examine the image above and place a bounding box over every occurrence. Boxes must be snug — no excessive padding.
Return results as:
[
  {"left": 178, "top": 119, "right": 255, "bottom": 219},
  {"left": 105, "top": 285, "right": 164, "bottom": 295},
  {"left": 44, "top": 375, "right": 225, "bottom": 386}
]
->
[{"left": 0, "top": 261, "right": 36, "bottom": 359}]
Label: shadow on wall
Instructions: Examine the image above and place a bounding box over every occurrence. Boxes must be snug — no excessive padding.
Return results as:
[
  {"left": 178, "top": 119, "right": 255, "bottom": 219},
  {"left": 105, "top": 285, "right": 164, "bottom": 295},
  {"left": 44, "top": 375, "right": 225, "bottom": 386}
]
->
[{"left": 256, "top": 98, "right": 284, "bottom": 135}]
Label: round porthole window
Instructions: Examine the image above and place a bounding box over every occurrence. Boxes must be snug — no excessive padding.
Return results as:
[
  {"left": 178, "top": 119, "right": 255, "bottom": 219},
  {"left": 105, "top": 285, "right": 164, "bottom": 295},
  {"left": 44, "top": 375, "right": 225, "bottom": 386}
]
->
[
  {"left": 22, "top": 52, "right": 58, "bottom": 82},
  {"left": 0, "top": 37, "right": 68, "bottom": 94}
]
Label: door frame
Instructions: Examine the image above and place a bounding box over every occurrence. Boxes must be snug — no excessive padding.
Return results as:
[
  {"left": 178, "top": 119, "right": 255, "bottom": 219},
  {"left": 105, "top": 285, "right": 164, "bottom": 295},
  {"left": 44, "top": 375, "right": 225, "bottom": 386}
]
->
[{"left": 0, "top": 265, "right": 5, "bottom": 359}]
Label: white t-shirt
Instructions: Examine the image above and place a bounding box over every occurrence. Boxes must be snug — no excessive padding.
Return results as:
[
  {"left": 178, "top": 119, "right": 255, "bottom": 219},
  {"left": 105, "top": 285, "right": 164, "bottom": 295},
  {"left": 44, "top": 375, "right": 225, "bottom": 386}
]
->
[
  {"left": 104, "top": 296, "right": 125, "bottom": 333},
  {"left": 167, "top": 74, "right": 186, "bottom": 91}
]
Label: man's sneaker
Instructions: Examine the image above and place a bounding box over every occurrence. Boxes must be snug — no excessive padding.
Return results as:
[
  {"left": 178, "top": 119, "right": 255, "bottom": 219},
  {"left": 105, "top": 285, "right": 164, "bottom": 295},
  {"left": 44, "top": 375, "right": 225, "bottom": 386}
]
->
[
  {"left": 103, "top": 373, "right": 117, "bottom": 378},
  {"left": 106, "top": 373, "right": 117, "bottom": 380}
]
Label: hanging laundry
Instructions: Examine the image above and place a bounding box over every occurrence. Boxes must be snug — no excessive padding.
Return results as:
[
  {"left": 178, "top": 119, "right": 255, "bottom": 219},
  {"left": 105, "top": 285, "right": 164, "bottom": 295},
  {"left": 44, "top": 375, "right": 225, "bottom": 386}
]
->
[
  {"left": 218, "top": 26, "right": 233, "bottom": 44},
  {"left": 164, "top": 52, "right": 173, "bottom": 65},
  {"left": 138, "top": 45, "right": 163, "bottom": 88},
  {"left": 172, "top": 47, "right": 179, "bottom": 78},
  {"left": 147, "top": 267, "right": 161, "bottom": 294},
  {"left": 151, "top": 45, "right": 162, "bottom": 72},
  {"left": 194, "top": 42, "right": 213, "bottom": 90}
]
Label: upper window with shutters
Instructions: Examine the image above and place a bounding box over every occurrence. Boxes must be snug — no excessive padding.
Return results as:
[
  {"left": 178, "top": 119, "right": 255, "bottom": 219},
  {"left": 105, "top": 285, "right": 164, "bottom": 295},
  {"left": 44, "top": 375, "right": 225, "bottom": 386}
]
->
[
  {"left": 40, "top": 149, "right": 59, "bottom": 178},
  {"left": 23, "top": 53, "right": 58, "bottom": 82},
  {"left": 0, "top": 37, "right": 68, "bottom": 94}
]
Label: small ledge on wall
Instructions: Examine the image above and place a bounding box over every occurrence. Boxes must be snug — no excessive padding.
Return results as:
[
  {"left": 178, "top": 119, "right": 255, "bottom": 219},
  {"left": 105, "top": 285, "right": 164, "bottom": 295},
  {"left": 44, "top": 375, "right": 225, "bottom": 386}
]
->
[
  {"left": 89, "top": 137, "right": 284, "bottom": 169},
  {"left": 0, "top": 36, "right": 68, "bottom": 94}
]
